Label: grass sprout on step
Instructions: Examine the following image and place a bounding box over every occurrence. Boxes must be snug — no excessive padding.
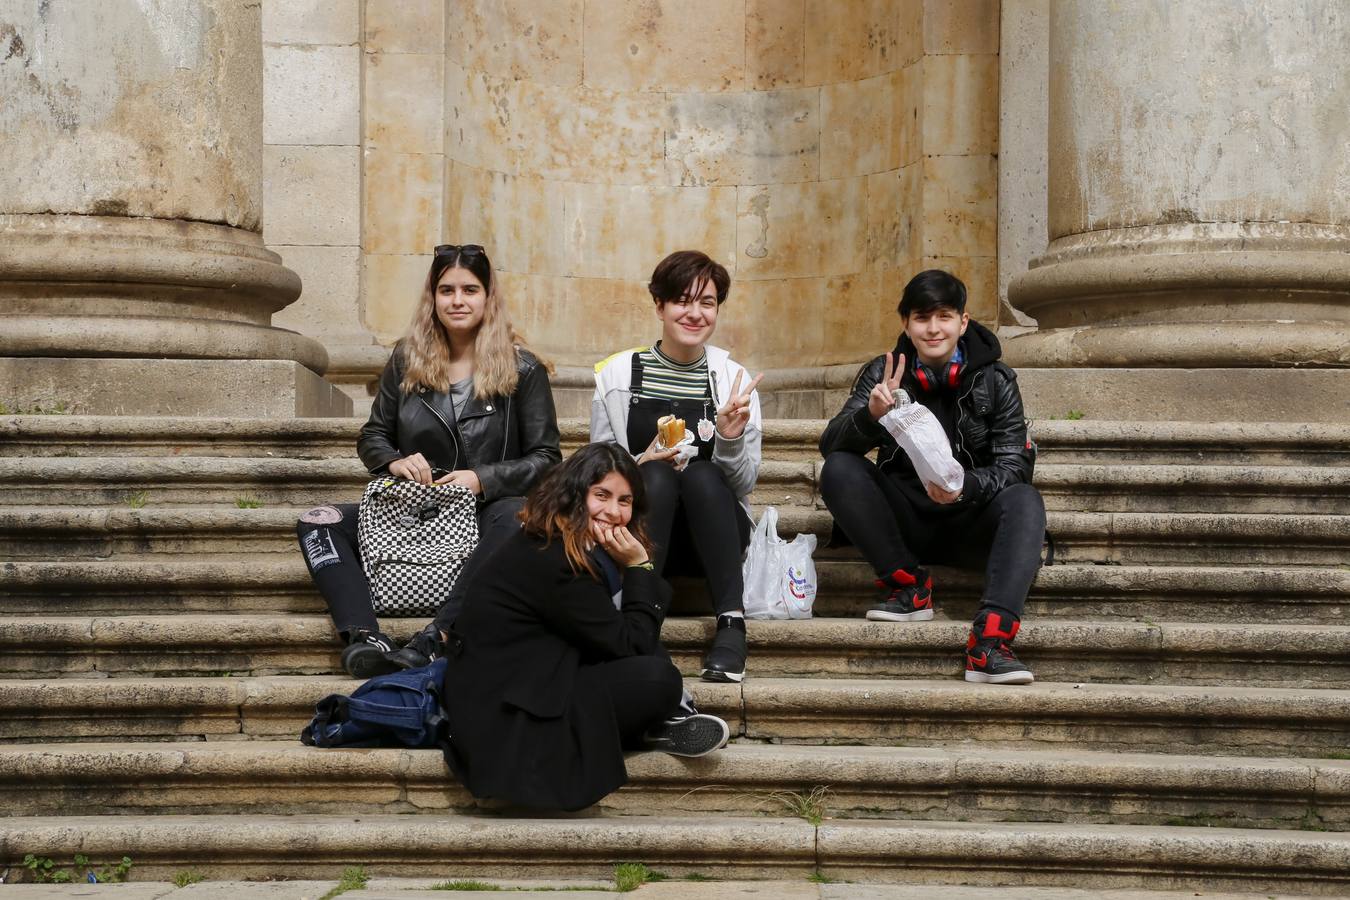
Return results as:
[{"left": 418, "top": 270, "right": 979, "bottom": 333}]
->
[
  {"left": 430, "top": 881, "right": 502, "bottom": 891},
  {"left": 125, "top": 491, "right": 149, "bottom": 509},
  {"left": 234, "top": 495, "right": 264, "bottom": 509},
  {"left": 321, "top": 866, "right": 369, "bottom": 899},
  {"left": 173, "top": 870, "right": 205, "bottom": 887},
  {"left": 613, "top": 862, "right": 667, "bottom": 892},
  {"left": 764, "top": 785, "right": 831, "bottom": 826}
]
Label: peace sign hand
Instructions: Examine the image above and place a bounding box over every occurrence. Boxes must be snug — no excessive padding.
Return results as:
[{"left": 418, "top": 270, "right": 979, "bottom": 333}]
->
[
  {"left": 868, "top": 351, "right": 906, "bottom": 421},
  {"left": 716, "top": 369, "right": 764, "bottom": 440}
]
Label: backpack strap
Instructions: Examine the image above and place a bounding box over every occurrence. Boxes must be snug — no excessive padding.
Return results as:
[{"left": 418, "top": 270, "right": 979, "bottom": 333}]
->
[{"left": 343, "top": 694, "right": 431, "bottom": 733}]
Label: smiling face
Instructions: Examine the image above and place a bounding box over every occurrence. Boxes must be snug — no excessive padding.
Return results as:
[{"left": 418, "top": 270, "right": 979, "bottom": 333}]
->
[
  {"left": 434, "top": 265, "right": 487, "bottom": 338},
  {"left": 904, "top": 305, "right": 970, "bottom": 368},
  {"left": 655, "top": 275, "right": 720, "bottom": 357},
  {"left": 586, "top": 470, "right": 634, "bottom": 529}
]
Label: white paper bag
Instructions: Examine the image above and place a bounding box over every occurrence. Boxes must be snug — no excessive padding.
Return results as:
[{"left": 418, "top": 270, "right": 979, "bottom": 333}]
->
[
  {"left": 742, "top": 507, "right": 817, "bottom": 619},
  {"left": 879, "top": 394, "right": 965, "bottom": 494}
]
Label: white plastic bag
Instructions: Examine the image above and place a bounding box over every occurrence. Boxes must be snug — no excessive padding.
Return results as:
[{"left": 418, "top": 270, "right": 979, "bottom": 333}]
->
[
  {"left": 879, "top": 394, "right": 965, "bottom": 494},
  {"left": 741, "top": 507, "right": 817, "bottom": 619}
]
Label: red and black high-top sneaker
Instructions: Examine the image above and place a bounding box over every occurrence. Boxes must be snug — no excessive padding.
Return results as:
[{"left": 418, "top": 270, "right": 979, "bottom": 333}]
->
[
  {"left": 964, "top": 610, "right": 1034, "bottom": 684},
  {"left": 865, "top": 567, "right": 934, "bottom": 622}
]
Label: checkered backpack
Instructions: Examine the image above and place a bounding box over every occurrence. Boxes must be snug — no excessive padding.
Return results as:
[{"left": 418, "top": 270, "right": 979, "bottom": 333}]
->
[{"left": 356, "top": 478, "right": 479, "bottom": 617}]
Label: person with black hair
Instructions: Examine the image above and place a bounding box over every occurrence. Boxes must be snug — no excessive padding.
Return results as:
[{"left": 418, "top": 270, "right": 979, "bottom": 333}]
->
[
  {"left": 818, "top": 269, "right": 1045, "bottom": 684},
  {"left": 442, "top": 442, "right": 731, "bottom": 812},
  {"left": 591, "top": 251, "right": 763, "bottom": 684},
  {"left": 295, "top": 244, "right": 561, "bottom": 678}
]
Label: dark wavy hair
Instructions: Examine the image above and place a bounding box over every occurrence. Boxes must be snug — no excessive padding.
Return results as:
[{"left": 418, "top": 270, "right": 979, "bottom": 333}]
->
[{"left": 519, "top": 442, "right": 653, "bottom": 578}]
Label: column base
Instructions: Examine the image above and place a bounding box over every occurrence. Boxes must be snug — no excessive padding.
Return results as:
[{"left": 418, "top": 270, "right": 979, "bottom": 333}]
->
[
  {"left": 0, "top": 358, "right": 353, "bottom": 418},
  {"left": 1016, "top": 368, "right": 1349, "bottom": 423}
]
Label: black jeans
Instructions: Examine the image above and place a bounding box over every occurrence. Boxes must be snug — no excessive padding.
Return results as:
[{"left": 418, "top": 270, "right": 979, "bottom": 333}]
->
[
  {"left": 583, "top": 654, "right": 684, "bottom": 750},
  {"left": 818, "top": 452, "right": 1045, "bottom": 619},
  {"left": 295, "top": 496, "right": 525, "bottom": 638},
  {"left": 640, "top": 459, "right": 752, "bottom": 616}
]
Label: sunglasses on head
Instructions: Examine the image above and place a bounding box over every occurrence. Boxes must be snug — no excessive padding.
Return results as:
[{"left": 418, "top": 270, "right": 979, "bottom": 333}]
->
[{"left": 434, "top": 244, "right": 485, "bottom": 257}]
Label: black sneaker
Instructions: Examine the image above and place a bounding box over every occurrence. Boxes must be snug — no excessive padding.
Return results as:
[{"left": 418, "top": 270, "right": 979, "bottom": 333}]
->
[
  {"left": 964, "top": 610, "right": 1034, "bottom": 685},
  {"left": 388, "top": 622, "right": 445, "bottom": 671},
  {"left": 700, "top": 614, "right": 747, "bottom": 683},
  {"left": 339, "top": 628, "right": 400, "bottom": 679},
  {"left": 644, "top": 714, "right": 731, "bottom": 757},
  {"left": 865, "top": 567, "right": 934, "bottom": 622}
]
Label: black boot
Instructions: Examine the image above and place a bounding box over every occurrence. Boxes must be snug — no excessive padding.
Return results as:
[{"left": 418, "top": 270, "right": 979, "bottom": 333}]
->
[
  {"left": 700, "top": 614, "right": 747, "bottom": 683},
  {"left": 339, "top": 628, "right": 400, "bottom": 679},
  {"left": 387, "top": 622, "right": 446, "bottom": 670}
]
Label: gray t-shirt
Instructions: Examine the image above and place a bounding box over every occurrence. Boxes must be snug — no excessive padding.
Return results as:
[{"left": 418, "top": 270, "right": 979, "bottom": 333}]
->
[{"left": 449, "top": 377, "right": 473, "bottom": 419}]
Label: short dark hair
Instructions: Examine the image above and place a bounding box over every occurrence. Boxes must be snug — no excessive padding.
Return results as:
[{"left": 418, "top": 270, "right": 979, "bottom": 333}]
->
[
  {"left": 648, "top": 250, "right": 730, "bottom": 306},
  {"left": 898, "top": 269, "right": 967, "bottom": 317}
]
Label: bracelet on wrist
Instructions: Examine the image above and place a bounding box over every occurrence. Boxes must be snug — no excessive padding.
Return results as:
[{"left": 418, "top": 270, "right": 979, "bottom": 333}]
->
[{"left": 627, "top": 561, "right": 655, "bottom": 571}]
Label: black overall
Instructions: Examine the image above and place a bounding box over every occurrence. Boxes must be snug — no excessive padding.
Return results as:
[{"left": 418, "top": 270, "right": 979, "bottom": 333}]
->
[{"left": 625, "top": 354, "right": 750, "bottom": 615}]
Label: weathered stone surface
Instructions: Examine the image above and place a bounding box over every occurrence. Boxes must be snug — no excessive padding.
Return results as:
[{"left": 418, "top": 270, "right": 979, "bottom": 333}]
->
[
  {"left": 0, "top": 359, "right": 349, "bottom": 418},
  {"left": 735, "top": 178, "right": 867, "bottom": 279},
  {"left": 996, "top": 0, "right": 1049, "bottom": 316},
  {"left": 0, "top": 815, "right": 818, "bottom": 881},
  {"left": 665, "top": 88, "right": 820, "bottom": 187},
  {"left": 923, "top": 155, "right": 998, "bottom": 258},
  {"left": 921, "top": 53, "right": 999, "bottom": 155},
  {"left": 361, "top": 254, "right": 429, "bottom": 341},
  {"left": 803, "top": 0, "right": 902, "bottom": 85},
  {"left": 446, "top": 0, "right": 584, "bottom": 86},
  {"left": 263, "top": 145, "right": 361, "bottom": 246},
  {"left": 746, "top": 0, "right": 806, "bottom": 89},
  {"left": 924, "top": 0, "right": 1001, "bottom": 55},
  {"left": 364, "top": 0, "right": 443, "bottom": 54},
  {"left": 270, "top": 245, "right": 366, "bottom": 342},
  {"left": 262, "top": 0, "right": 360, "bottom": 45},
  {"left": 816, "top": 819, "right": 1350, "bottom": 892},
  {"left": 364, "top": 53, "right": 445, "bottom": 154},
  {"left": 263, "top": 44, "right": 361, "bottom": 146},
  {"left": 582, "top": 0, "right": 746, "bottom": 93},
  {"left": 820, "top": 73, "right": 900, "bottom": 179},
  {"left": 560, "top": 182, "right": 737, "bottom": 281},
  {"left": 362, "top": 151, "right": 443, "bottom": 256},
  {"left": 444, "top": 164, "right": 564, "bottom": 276},
  {"left": 0, "top": 0, "right": 262, "bottom": 230},
  {"left": 1012, "top": 368, "right": 1350, "bottom": 423}
]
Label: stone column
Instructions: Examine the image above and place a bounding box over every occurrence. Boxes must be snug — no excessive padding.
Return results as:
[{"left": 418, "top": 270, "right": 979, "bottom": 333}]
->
[
  {"left": 1007, "top": 0, "right": 1350, "bottom": 373},
  {"left": 0, "top": 0, "right": 348, "bottom": 416}
]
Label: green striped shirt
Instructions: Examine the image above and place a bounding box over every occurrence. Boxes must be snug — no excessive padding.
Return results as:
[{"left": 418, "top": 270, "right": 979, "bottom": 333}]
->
[{"left": 634, "top": 342, "right": 709, "bottom": 400}]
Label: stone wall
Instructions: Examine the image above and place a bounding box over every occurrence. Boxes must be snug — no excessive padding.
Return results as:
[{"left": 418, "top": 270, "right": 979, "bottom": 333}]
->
[{"left": 262, "top": 0, "right": 1003, "bottom": 410}]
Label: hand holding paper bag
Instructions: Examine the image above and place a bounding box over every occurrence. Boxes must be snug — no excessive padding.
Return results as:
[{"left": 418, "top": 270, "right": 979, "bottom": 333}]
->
[{"left": 879, "top": 394, "right": 965, "bottom": 495}]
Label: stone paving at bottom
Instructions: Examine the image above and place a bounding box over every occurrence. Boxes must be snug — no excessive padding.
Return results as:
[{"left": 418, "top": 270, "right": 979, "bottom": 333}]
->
[{"left": 0, "top": 880, "right": 1328, "bottom": 899}]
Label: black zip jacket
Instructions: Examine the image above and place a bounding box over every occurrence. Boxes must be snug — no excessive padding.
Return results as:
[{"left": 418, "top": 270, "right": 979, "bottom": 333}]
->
[
  {"left": 357, "top": 344, "right": 562, "bottom": 503},
  {"left": 818, "top": 320, "right": 1035, "bottom": 510}
]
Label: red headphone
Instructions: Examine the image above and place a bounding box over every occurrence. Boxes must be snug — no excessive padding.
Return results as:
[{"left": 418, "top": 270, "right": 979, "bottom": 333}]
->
[{"left": 912, "top": 351, "right": 964, "bottom": 392}]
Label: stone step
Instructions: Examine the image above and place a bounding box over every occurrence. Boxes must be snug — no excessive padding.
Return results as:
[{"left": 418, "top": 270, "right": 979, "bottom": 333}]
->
[
  {"left": 3, "top": 558, "right": 1344, "bottom": 623},
  {"left": 0, "top": 741, "right": 1345, "bottom": 832},
  {"left": 1, "top": 674, "right": 1346, "bottom": 757},
  {"left": 0, "top": 814, "right": 1346, "bottom": 892},
  {"left": 6, "top": 415, "right": 1349, "bottom": 467},
  {"left": 2, "top": 457, "right": 1345, "bottom": 515},
  {"left": 4, "top": 615, "right": 1347, "bottom": 690},
  {"left": 3, "top": 504, "right": 1344, "bottom": 567}
]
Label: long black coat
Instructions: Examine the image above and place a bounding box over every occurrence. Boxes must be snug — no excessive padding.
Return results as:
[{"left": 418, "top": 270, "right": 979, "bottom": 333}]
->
[
  {"left": 442, "top": 530, "right": 673, "bottom": 811},
  {"left": 357, "top": 344, "right": 561, "bottom": 503}
]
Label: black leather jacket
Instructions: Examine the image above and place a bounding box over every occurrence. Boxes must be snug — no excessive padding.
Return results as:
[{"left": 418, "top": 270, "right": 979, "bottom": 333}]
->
[
  {"left": 818, "top": 320, "right": 1035, "bottom": 509},
  {"left": 358, "top": 345, "right": 562, "bottom": 503}
]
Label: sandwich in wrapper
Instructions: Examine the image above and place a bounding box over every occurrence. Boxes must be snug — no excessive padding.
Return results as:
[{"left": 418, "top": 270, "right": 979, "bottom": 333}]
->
[
  {"left": 878, "top": 390, "right": 965, "bottom": 494},
  {"left": 656, "top": 414, "right": 699, "bottom": 470}
]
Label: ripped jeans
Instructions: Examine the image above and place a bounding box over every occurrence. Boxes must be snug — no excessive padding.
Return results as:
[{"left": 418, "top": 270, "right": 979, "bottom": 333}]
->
[{"left": 295, "top": 496, "right": 525, "bottom": 638}]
